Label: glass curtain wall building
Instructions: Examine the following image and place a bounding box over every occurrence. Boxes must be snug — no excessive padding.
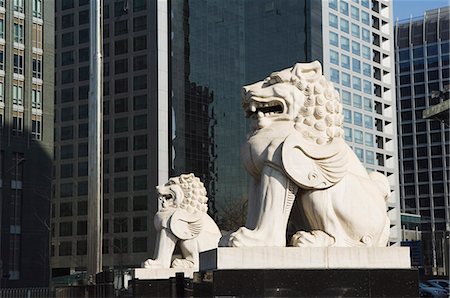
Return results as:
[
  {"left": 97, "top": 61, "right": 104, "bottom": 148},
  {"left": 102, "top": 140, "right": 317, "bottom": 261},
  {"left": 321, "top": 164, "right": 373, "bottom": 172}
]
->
[
  {"left": 170, "top": 0, "right": 322, "bottom": 219},
  {"left": 395, "top": 7, "right": 450, "bottom": 276},
  {"left": 0, "top": 0, "right": 54, "bottom": 287},
  {"left": 170, "top": 0, "right": 401, "bottom": 244}
]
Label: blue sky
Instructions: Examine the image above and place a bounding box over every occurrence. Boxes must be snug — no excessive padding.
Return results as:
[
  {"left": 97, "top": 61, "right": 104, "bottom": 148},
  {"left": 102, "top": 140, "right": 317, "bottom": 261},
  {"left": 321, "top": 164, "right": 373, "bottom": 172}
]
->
[{"left": 393, "top": 0, "right": 450, "bottom": 21}]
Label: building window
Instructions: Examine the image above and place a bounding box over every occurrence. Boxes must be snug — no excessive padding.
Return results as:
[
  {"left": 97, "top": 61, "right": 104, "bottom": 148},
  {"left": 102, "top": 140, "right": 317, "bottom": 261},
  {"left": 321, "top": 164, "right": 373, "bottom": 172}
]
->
[
  {"left": 32, "top": 85, "right": 42, "bottom": 109},
  {"left": 362, "top": 45, "right": 371, "bottom": 59},
  {"left": 362, "top": 28, "right": 370, "bottom": 42},
  {"left": 32, "top": 0, "right": 42, "bottom": 18},
  {"left": 330, "top": 50, "right": 339, "bottom": 65},
  {"left": 31, "top": 114, "right": 42, "bottom": 140},
  {"left": 363, "top": 80, "right": 372, "bottom": 94},
  {"left": 133, "top": 35, "right": 147, "bottom": 51},
  {"left": 0, "top": 17, "right": 4, "bottom": 39},
  {"left": 363, "top": 97, "right": 372, "bottom": 111},
  {"left": 352, "top": 58, "right": 361, "bottom": 73},
  {"left": 354, "top": 130, "right": 363, "bottom": 144},
  {"left": 133, "top": 135, "right": 147, "bottom": 150},
  {"left": 13, "top": 20, "right": 24, "bottom": 44},
  {"left": 342, "top": 72, "right": 351, "bottom": 87},
  {"left": 351, "top": 23, "right": 360, "bottom": 38},
  {"left": 12, "top": 111, "right": 23, "bottom": 136},
  {"left": 330, "top": 68, "right": 339, "bottom": 83},
  {"left": 351, "top": 41, "right": 360, "bottom": 55},
  {"left": 32, "top": 24, "right": 43, "bottom": 49},
  {"left": 340, "top": 18, "right": 349, "bottom": 33},
  {"left": 354, "top": 112, "right": 363, "bottom": 126},
  {"left": 0, "top": 80, "right": 4, "bottom": 102},
  {"left": 0, "top": 109, "right": 4, "bottom": 131},
  {"left": 351, "top": 6, "right": 359, "bottom": 20},
  {"left": 13, "top": 81, "right": 23, "bottom": 105},
  {"left": 365, "top": 151, "right": 374, "bottom": 164},
  {"left": 361, "top": 11, "right": 370, "bottom": 25},
  {"left": 340, "top": 0, "right": 349, "bottom": 15},
  {"left": 341, "top": 36, "right": 350, "bottom": 51},
  {"left": 365, "top": 132, "right": 373, "bottom": 146},
  {"left": 133, "top": 0, "right": 146, "bottom": 11},
  {"left": 355, "top": 148, "right": 364, "bottom": 162},
  {"left": 13, "top": 49, "right": 24, "bottom": 75},
  {"left": 343, "top": 108, "right": 352, "bottom": 123},
  {"left": 353, "top": 94, "right": 362, "bottom": 108},
  {"left": 133, "top": 55, "right": 147, "bottom": 71},
  {"left": 341, "top": 90, "right": 351, "bottom": 105},
  {"left": 362, "top": 63, "right": 371, "bottom": 77},
  {"left": 364, "top": 115, "right": 373, "bottom": 129},
  {"left": 352, "top": 76, "right": 361, "bottom": 90},
  {"left": 329, "top": 13, "right": 338, "bottom": 28},
  {"left": 133, "top": 195, "right": 147, "bottom": 211},
  {"left": 32, "top": 54, "right": 42, "bottom": 79},
  {"left": 344, "top": 127, "right": 352, "bottom": 142},
  {"left": 133, "top": 237, "right": 147, "bottom": 253},
  {"left": 0, "top": 45, "right": 4, "bottom": 70},
  {"left": 330, "top": 32, "right": 339, "bottom": 47},
  {"left": 341, "top": 54, "right": 350, "bottom": 69},
  {"left": 13, "top": 0, "right": 24, "bottom": 13}
]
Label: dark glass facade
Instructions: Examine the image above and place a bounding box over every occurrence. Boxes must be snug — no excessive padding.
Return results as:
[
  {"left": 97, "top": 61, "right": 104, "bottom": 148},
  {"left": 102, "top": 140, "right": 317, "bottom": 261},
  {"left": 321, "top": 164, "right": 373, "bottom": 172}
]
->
[
  {"left": 52, "top": 0, "right": 159, "bottom": 273},
  {"left": 395, "top": 6, "right": 450, "bottom": 276},
  {"left": 170, "top": 0, "right": 322, "bottom": 218}
]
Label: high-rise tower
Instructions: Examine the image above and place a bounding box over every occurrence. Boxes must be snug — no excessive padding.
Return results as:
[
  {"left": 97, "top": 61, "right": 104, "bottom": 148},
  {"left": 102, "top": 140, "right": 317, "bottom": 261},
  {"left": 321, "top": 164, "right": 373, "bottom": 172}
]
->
[
  {"left": 0, "top": 0, "right": 54, "bottom": 287},
  {"left": 395, "top": 6, "right": 450, "bottom": 276}
]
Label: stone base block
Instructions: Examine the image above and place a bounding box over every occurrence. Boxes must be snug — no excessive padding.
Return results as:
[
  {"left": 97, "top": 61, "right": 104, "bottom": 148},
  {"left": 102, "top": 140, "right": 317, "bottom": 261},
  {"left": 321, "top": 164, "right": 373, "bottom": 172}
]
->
[
  {"left": 131, "top": 267, "right": 195, "bottom": 279},
  {"left": 200, "top": 247, "right": 411, "bottom": 271},
  {"left": 193, "top": 269, "right": 419, "bottom": 297}
]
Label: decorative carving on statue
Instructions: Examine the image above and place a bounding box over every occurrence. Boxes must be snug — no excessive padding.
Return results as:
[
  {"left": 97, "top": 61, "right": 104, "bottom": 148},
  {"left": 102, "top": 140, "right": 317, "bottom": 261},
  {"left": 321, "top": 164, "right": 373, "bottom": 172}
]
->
[
  {"left": 143, "top": 174, "right": 221, "bottom": 269},
  {"left": 226, "top": 61, "right": 390, "bottom": 248}
]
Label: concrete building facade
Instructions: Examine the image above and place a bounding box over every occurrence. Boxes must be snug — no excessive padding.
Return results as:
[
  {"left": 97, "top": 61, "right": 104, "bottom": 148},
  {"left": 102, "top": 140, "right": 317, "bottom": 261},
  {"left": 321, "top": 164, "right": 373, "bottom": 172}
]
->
[{"left": 0, "top": 0, "right": 54, "bottom": 287}]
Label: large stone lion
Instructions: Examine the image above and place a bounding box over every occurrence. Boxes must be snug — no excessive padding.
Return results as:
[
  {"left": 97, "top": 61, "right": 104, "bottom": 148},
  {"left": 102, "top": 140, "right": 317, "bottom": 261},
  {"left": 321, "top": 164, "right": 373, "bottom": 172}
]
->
[
  {"left": 227, "top": 61, "right": 390, "bottom": 248},
  {"left": 143, "top": 174, "right": 221, "bottom": 269}
]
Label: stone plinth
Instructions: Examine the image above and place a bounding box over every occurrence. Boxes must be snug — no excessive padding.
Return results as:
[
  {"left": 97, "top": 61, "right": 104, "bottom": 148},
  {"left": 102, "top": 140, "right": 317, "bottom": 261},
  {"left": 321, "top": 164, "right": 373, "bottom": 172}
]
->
[
  {"left": 193, "top": 269, "right": 419, "bottom": 297},
  {"left": 200, "top": 247, "right": 411, "bottom": 271},
  {"left": 131, "top": 268, "right": 194, "bottom": 279}
]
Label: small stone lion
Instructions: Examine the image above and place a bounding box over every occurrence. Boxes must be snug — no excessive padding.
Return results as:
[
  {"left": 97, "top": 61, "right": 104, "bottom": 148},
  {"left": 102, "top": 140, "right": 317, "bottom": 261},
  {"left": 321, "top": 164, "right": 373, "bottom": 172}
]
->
[
  {"left": 143, "top": 174, "right": 221, "bottom": 269},
  {"left": 227, "top": 61, "right": 390, "bottom": 248}
]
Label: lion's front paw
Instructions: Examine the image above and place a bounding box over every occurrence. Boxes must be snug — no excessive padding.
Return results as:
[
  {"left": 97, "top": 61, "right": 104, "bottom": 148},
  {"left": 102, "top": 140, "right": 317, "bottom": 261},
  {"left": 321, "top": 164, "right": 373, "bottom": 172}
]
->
[
  {"left": 171, "top": 258, "right": 194, "bottom": 269},
  {"left": 290, "top": 230, "right": 335, "bottom": 247},
  {"left": 142, "top": 259, "right": 165, "bottom": 269},
  {"left": 228, "top": 227, "right": 285, "bottom": 247}
]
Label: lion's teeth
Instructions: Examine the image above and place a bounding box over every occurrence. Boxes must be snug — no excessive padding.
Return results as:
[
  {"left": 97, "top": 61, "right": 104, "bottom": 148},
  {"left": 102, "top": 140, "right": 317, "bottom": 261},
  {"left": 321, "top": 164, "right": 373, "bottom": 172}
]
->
[
  {"left": 250, "top": 105, "right": 256, "bottom": 112},
  {"left": 258, "top": 111, "right": 264, "bottom": 118}
]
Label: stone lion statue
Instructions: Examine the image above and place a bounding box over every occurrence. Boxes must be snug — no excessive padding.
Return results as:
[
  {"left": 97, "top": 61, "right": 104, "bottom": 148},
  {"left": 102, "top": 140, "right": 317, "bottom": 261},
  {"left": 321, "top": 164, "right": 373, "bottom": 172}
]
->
[
  {"left": 143, "top": 173, "right": 221, "bottom": 269},
  {"left": 227, "top": 61, "right": 390, "bottom": 248}
]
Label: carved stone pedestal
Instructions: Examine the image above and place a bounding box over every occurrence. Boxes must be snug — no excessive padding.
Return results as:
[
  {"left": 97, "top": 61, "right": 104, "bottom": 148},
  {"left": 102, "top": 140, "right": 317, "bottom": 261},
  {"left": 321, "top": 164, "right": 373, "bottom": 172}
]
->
[{"left": 194, "top": 247, "right": 418, "bottom": 297}]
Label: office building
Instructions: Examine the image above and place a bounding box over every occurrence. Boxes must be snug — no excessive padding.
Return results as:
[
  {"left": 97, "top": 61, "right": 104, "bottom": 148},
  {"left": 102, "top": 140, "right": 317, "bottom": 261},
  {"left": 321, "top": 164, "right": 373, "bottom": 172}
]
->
[
  {"left": 52, "top": 0, "right": 162, "bottom": 275},
  {"left": 395, "top": 7, "right": 450, "bottom": 275},
  {"left": 0, "top": 0, "right": 54, "bottom": 287}
]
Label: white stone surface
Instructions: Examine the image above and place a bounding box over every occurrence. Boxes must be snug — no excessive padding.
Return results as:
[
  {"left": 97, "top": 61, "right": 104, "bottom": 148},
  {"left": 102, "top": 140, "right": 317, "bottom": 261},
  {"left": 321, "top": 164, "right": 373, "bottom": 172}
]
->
[
  {"left": 227, "top": 61, "right": 392, "bottom": 248},
  {"left": 131, "top": 268, "right": 194, "bottom": 279},
  {"left": 143, "top": 174, "right": 221, "bottom": 270},
  {"left": 200, "top": 247, "right": 411, "bottom": 271}
]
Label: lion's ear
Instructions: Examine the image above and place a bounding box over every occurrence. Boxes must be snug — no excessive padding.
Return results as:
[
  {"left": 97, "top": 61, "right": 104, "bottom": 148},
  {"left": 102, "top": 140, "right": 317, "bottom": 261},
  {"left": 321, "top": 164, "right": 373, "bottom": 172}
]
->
[
  {"left": 169, "top": 209, "right": 203, "bottom": 240},
  {"left": 281, "top": 132, "right": 348, "bottom": 189}
]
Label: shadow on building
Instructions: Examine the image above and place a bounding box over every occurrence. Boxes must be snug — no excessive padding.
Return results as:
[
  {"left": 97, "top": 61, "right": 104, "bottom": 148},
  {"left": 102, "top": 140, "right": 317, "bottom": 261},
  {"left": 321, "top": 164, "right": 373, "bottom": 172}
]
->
[{"left": 0, "top": 124, "right": 52, "bottom": 287}]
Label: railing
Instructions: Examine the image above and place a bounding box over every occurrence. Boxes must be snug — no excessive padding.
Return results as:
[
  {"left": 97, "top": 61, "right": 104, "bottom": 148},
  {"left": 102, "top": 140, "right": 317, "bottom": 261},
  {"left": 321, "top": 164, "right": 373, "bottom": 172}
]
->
[{"left": 0, "top": 287, "right": 54, "bottom": 298}]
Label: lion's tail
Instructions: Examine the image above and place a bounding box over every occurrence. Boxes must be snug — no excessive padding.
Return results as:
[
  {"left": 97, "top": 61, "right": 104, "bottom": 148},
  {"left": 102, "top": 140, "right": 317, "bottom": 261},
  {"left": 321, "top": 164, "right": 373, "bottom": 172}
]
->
[{"left": 369, "top": 171, "right": 390, "bottom": 202}]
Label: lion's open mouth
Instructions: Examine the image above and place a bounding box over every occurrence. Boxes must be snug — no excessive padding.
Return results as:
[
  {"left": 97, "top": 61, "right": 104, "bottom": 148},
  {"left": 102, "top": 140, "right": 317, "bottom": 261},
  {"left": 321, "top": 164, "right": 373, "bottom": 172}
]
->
[{"left": 245, "top": 100, "right": 284, "bottom": 118}]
